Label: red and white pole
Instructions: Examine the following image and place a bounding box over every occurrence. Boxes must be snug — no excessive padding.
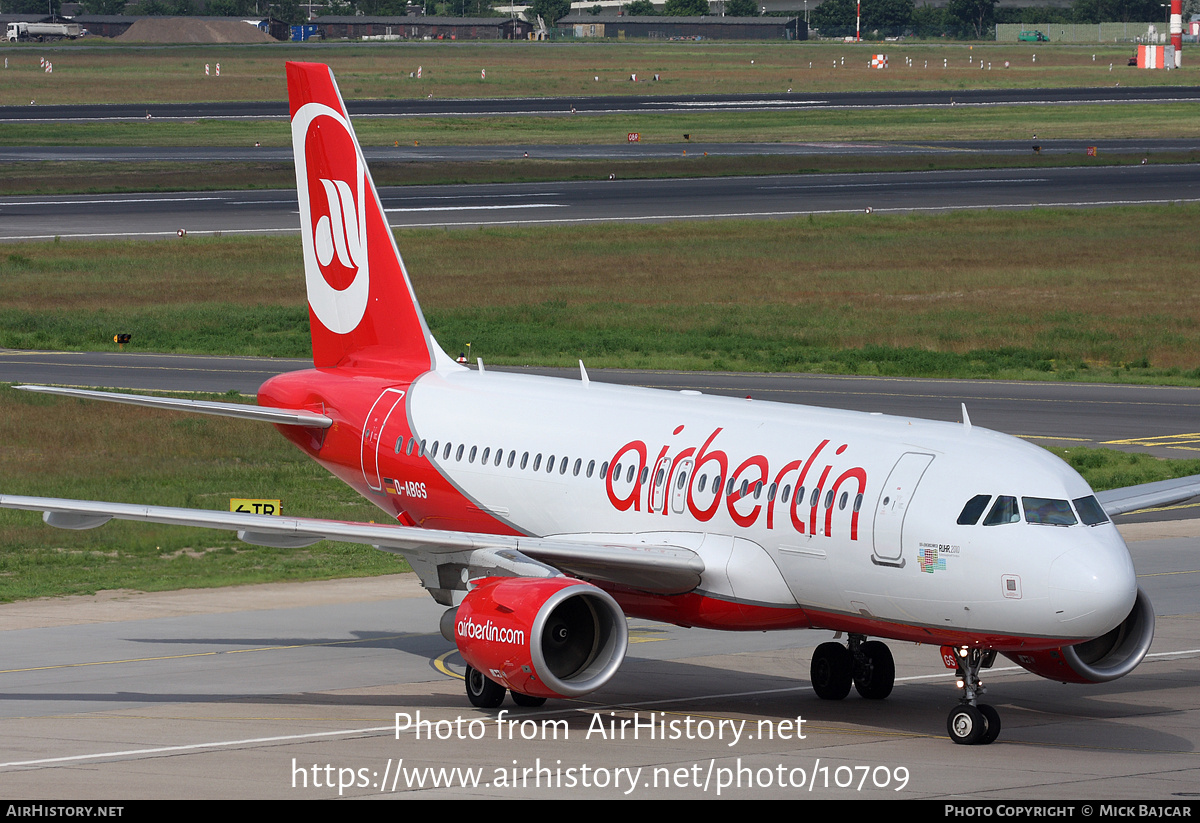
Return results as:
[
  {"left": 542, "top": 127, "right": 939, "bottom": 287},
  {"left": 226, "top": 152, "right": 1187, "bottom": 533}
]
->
[
  {"left": 856, "top": 0, "right": 861, "bottom": 41},
  {"left": 1170, "top": 0, "right": 1182, "bottom": 66}
]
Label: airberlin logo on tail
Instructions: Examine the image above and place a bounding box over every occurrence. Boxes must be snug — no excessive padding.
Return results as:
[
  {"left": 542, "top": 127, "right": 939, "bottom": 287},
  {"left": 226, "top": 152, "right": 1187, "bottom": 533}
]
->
[
  {"left": 314, "top": 177, "right": 364, "bottom": 272},
  {"left": 292, "top": 102, "right": 370, "bottom": 335}
]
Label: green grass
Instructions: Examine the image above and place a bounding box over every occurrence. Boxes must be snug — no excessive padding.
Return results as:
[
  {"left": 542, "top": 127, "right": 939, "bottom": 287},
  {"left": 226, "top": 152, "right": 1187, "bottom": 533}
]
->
[
  {"left": 0, "top": 386, "right": 403, "bottom": 602},
  {"left": 5, "top": 102, "right": 1200, "bottom": 148},
  {"left": 2, "top": 205, "right": 1199, "bottom": 383}
]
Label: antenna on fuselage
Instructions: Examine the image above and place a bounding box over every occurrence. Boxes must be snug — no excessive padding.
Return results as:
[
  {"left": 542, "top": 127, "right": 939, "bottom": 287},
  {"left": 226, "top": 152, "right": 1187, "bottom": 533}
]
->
[
  {"left": 579, "top": 360, "right": 590, "bottom": 387},
  {"left": 961, "top": 403, "right": 972, "bottom": 432}
]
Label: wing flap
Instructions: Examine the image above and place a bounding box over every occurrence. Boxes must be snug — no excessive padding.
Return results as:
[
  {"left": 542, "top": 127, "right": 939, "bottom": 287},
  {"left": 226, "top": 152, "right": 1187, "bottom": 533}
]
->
[
  {"left": 15, "top": 385, "right": 333, "bottom": 429},
  {"left": 1096, "top": 473, "right": 1200, "bottom": 516},
  {"left": 0, "top": 494, "right": 704, "bottom": 595}
]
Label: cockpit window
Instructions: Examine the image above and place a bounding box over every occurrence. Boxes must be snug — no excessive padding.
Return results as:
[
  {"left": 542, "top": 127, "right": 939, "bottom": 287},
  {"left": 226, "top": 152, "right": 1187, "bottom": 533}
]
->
[
  {"left": 957, "top": 494, "right": 991, "bottom": 525},
  {"left": 1022, "top": 497, "right": 1078, "bottom": 526},
  {"left": 1073, "top": 495, "right": 1110, "bottom": 526},
  {"left": 982, "top": 495, "right": 1020, "bottom": 526}
]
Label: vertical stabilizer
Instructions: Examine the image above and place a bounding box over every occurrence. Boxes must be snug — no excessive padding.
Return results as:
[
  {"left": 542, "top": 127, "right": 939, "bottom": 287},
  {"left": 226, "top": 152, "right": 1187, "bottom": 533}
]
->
[{"left": 287, "top": 62, "right": 452, "bottom": 373}]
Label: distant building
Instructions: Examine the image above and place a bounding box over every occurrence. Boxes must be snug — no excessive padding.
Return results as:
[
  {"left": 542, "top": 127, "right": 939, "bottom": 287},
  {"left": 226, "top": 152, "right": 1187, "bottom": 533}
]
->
[
  {"left": 315, "top": 16, "right": 531, "bottom": 41},
  {"left": 556, "top": 15, "right": 805, "bottom": 40}
]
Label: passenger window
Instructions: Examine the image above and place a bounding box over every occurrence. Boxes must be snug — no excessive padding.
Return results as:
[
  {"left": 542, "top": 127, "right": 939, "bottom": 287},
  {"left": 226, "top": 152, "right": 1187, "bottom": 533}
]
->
[
  {"left": 982, "top": 496, "right": 1020, "bottom": 526},
  {"left": 957, "top": 494, "right": 991, "bottom": 526},
  {"left": 1073, "top": 495, "right": 1110, "bottom": 526},
  {"left": 782, "top": 484, "right": 791, "bottom": 504},
  {"left": 494, "top": 449, "right": 503, "bottom": 467},
  {"left": 574, "top": 459, "right": 582, "bottom": 476},
  {"left": 455, "top": 444, "right": 464, "bottom": 461},
  {"left": 587, "top": 460, "right": 595, "bottom": 478},
  {"left": 521, "top": 452, "right": 529, "bottom": 470},
  {"left": 508, "top": 452, "right": 516, "bottom": 469},
  {"left": 407, "top": 438, "right": 416, "bottom": 456},
  {"left": 599, "top": 461, "right": 608, "bottom": 479},
  {"left": 533, "top": 454, "right": 542, "bottom": 471},
  {"left": 547, "top": 456, "right": 556, "bottom": 473},
  {"left": 481, "top": 447, "right": 490, "bottom": 464},
  {"left": 1023, "top": 497, "right": 1077, "bottom": 526},
  {"left": 394, "top": 436, "right": 404, "bottom": 455},
  {"left": 838, "top": 491, "right": 847, "bottom": 510}
]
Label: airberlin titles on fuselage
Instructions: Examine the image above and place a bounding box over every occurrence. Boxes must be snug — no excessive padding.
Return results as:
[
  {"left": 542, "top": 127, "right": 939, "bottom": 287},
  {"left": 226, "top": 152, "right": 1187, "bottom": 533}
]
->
[{"left": 357, "top": 410, "right": 869, "bottom": 541}]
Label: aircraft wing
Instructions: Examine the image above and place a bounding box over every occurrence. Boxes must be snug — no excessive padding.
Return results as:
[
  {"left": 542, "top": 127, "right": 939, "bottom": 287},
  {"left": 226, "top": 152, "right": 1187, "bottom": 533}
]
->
[
  {"left": 0, "top": 494, "right": 704, "bottom": 596},
  {"left": 1096, "top": 473, "right": 1200, "bottom": 516}
]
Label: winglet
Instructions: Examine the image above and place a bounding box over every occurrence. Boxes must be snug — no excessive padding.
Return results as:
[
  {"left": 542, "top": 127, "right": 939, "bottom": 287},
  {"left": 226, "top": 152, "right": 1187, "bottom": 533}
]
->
[{"left": 961, "top": 403, "right": 972, "bottom": 432}]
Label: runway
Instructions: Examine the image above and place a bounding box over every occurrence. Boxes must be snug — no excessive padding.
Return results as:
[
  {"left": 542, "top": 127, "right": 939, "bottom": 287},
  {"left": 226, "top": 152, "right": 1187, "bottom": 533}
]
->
[
  {"left": 3, "top": 164, "right": 1198, "bottom": 240},
  {"left": 4, "top": 84, "right": 1199, "bottom": 122}
]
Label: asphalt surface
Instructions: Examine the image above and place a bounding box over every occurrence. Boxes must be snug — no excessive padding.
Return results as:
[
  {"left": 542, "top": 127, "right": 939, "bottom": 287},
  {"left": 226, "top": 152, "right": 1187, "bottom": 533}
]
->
[
  {"left": 5, "top": 84, "right": 1200, "bottom": 121},
  {"left": 0, "top": 521, "right": 1197, "bottom": 799},
  {"left": 4, "top": 163, "right": 1199, "bottom": 240},
  {"left": 4, "top": 137, "right": 1197, "bottom": 163}
]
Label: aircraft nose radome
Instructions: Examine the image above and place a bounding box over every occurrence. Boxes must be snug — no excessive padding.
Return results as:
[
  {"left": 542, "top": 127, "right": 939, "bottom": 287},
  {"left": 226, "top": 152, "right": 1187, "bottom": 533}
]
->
[{"left": 1048, "top": 541, "right": 1137, "bottom": 635}]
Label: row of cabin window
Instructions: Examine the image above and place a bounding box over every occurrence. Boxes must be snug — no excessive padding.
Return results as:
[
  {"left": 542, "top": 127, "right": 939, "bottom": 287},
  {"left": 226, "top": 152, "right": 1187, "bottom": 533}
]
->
[
  {"left": 395, "top": 435, "right": 864, "bottom": 512},
  {"left": 396, "top": 436, "right": 607, "bottom": 479}
]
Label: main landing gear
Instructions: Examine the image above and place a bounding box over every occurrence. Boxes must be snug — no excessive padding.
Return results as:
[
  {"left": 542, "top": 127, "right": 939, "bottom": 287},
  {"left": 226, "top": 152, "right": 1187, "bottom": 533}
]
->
[
  {"left": 946, "top": 647, "right": 1001, "bottom": 745},
  {"left": 810, "top": 634, "right": 895, "bottom": 701},
  {"left": 465, "top": 666, "right": 547, "bottom": 709}
]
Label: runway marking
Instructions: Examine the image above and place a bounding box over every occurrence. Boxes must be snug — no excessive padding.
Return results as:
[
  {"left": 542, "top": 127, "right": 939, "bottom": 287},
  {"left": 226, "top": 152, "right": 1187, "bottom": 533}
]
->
[
  {"left": 1122, "top": 501, "right": 1200, "bottom": 516},
  {"left": 1104, "top": 432, "right": 1200, "bottom": 447},
  {"left": 383, "top": 204, "right": 563, "bottom": 213},
  {"left": 1016, "top": 435, "right": 1092, "bottom": 442},
  {"left": 760, "top": 178, "right": 1050, "bottom": 190},
  {"left": 0, "top": 197, "right": 226, "bottom": 207}
]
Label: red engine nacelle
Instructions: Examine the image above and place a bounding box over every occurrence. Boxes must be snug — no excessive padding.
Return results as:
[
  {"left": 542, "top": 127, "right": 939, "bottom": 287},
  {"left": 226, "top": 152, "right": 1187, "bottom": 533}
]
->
[
  {"left": 449, "top": 577, "right": 628, "bottom": 699},
  {"left": 1003, "top": 588, "right": 1155, "bottom": 684}
]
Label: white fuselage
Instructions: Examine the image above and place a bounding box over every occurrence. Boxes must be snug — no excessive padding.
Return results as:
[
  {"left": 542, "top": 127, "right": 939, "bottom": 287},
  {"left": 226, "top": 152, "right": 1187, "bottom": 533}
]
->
[{"left": 385, "top": 367, "right": 1137, "bottom": 648}]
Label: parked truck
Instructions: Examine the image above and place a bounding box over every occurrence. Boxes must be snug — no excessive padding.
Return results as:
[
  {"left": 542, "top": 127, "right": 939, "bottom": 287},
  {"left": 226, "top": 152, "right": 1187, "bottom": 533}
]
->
[{"left": 6, "top": 22, "right": 83, "bottom": 42}]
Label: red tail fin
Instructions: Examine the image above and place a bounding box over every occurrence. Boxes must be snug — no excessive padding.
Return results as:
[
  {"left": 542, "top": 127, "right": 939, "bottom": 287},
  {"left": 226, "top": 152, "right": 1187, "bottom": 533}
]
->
[{"left": 287, "top": 62, "right": 446, "bottom": 373}]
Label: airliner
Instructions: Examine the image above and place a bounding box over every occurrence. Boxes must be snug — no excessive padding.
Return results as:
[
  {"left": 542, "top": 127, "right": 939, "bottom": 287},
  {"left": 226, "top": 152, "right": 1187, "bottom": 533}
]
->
[{"left": 3, "top": 62, "right": 1197, "bottom": 745}]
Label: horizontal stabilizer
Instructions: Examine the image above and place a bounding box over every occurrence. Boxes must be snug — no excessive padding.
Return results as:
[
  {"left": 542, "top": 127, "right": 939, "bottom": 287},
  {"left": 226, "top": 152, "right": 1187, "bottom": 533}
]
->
[
  {"left": 1096, "top": 473, "right": 1200, "bottom": 516},
  {"left": 15, "top": 385, "right": 333, "bottom": 428}
]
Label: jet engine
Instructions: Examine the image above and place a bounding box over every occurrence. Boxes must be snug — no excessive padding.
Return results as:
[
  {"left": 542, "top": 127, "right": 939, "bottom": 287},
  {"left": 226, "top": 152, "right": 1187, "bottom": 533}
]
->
[
  {"left": 1003, "top": 588, "right": 1155, "bottom": 684},
  {"left": 447, "top": 577, "right": 628, "bottom": 699}
]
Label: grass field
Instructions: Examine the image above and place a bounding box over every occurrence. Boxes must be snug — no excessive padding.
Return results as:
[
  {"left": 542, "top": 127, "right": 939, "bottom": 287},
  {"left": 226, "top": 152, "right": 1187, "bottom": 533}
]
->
[
  {"left": 2, "top": 204, "right": 1198, "bottom": 381},
  {"left": 6, "top": 102, "right": 1200, "bottom": 148},
  {"left": 4, "top": 42, "right": 1196, "bottom": 106},
  {"left": 0, "top": 387, "right": 398, "bottom": 602}
]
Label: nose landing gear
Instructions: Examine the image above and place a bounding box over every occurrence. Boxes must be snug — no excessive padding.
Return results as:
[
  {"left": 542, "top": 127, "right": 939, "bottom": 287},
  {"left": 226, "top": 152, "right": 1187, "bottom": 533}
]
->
[{"left": 947, "top": 647, "right": 1001, "bottom": 745}]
